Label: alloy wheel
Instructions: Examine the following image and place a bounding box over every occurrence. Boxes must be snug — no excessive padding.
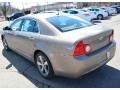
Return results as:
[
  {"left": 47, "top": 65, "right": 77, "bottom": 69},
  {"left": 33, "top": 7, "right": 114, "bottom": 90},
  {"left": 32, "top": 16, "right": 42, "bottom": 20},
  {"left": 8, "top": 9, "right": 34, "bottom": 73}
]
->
[{"left": 36, "top": 55, "right": 49, "bottom": 76}]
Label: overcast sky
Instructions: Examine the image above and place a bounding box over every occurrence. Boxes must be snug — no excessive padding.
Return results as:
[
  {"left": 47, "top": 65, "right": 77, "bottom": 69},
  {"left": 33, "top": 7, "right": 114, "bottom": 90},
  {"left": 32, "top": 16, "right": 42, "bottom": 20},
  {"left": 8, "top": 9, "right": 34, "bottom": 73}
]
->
[
  {"left": 2, "top": 0, "right": 119, "bottom": 9},
  {"left": 11, "top": 1, "right": 54, "bottom": 10}
]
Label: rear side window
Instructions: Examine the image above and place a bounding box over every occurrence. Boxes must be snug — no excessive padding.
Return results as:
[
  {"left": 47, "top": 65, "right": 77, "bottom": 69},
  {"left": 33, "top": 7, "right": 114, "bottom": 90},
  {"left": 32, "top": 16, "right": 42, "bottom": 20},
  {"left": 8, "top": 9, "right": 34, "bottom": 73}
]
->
[
  {"left": 89, "top": 9, "right": 99, "bottom": 11},
  {"left": 21, "top": 19, "right": 39, "bottom": 33},
  {"left": 89, "top": 9, "right": 93, "bottom": 11},
  {"left": 63, "top": 11, "right": 68, "bottom": 13},
  {"left": 70, "top": 11, "right": 78, "bottom": 14},
  {"left": 33, "top": 22, "right": 39, "bottom": 33},
  {"left": 95, "top": 9, "right": 99, "bottom": 11},
  {"left": 47, "top": 15, "right": 93, "bottom": 32}
]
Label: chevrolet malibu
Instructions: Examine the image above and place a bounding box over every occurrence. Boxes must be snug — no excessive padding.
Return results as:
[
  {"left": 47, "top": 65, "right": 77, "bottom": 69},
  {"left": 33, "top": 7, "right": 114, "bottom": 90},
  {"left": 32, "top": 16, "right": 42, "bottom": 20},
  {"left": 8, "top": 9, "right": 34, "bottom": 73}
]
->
[{"left": 1, "top": 13, "right": 116, "bottom": 79}]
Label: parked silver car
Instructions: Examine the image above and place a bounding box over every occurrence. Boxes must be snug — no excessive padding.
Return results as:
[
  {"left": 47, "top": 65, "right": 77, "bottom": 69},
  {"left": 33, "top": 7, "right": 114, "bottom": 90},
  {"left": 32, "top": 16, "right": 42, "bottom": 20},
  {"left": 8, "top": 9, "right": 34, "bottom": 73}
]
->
[{"left": 1, "top": 13, "right": 116, "bottom": 78}]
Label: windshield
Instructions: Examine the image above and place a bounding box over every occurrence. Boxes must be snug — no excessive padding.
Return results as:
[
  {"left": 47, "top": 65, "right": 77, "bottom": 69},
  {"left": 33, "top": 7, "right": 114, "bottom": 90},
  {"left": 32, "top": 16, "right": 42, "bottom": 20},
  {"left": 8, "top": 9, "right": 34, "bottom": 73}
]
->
[{"left": 47, "top": 15, "right": 93, "bottom": 32}]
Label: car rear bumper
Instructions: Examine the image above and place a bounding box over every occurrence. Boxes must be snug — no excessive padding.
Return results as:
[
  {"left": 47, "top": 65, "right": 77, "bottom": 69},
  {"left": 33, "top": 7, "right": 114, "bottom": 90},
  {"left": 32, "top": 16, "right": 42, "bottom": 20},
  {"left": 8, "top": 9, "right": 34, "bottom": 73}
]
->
[
  {"left": 53, "top": 41, "right": 116, "bottom": 78},
  {"left": 90, "top": 15, "right": 97, "bottom": 20},
  {"left": 104, "top": 13, "right": 109, "bottom": 17}
]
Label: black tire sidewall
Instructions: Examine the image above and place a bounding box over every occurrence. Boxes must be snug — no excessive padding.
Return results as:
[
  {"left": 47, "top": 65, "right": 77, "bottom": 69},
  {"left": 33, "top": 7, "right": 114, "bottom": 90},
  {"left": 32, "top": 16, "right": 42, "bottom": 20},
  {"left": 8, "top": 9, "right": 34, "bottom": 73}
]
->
[
  {"left": 97, "top": 14, "right": 103, "bottom": 20},
  {"left": 35, "top": 52, "right": 54, "bottom": 79}
]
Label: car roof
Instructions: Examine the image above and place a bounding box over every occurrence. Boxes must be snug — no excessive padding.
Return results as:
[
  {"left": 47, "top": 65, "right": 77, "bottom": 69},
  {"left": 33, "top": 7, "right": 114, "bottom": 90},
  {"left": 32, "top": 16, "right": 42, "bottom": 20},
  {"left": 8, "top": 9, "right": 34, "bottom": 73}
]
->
[
  {"left": 63, "top": 9, "right": 80, "bottom": 11},
  {"left": 19, "top": 12, "right": 73, "bottom": 21},
  {"left": 111, "top": 5, "right": 120, "bottom": 7},
  {"left": 22, "top": 13, "right": 61, "bottom": 19},
  {"left": 62, "top": 9, "right": 86, "bottom": 13},
  {"left": 41, "top": 11, "right": 58, "bottom": 13}
]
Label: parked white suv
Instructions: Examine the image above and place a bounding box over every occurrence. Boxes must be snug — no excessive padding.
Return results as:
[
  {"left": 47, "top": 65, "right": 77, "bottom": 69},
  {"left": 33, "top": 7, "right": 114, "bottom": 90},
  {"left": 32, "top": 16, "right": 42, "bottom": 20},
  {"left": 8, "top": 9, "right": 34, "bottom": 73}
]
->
[
  {"left": 85, "top": 7, "right": 109, "bottom": 20},
  {"left": 62, "top": 9, "right": 93, "bottom": 21},
  {"left": 101, "top": 6, "right": 117, "bottom": 15}
]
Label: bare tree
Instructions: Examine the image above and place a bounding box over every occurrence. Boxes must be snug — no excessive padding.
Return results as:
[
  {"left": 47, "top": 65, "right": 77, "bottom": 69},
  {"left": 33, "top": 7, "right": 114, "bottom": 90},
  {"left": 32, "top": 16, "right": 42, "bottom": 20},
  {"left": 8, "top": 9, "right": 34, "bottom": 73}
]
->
[{"left": 0, "top": 2, "right": 10, "bottom": 20}]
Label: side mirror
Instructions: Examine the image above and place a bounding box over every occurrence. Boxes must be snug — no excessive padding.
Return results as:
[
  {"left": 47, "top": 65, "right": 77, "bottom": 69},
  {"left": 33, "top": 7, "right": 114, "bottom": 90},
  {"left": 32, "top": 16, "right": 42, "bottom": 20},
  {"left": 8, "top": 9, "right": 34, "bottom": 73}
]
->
[{"left": 3, "top": 26, "right": 12, "bottom": 31}]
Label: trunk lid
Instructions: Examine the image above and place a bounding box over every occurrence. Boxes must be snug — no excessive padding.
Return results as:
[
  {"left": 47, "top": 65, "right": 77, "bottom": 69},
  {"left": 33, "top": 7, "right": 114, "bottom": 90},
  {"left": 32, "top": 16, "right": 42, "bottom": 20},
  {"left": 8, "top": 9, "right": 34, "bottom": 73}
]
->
[{"left": 62, "top": 25, "right": 113, "bottom": 52}]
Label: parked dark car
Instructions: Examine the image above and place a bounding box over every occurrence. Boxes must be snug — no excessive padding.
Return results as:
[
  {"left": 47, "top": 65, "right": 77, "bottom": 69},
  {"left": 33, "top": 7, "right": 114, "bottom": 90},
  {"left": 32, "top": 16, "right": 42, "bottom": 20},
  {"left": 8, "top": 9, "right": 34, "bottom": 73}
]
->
[
  {"left": 7, "top": 12, "right": 25, "bottom": 21},
  {"left": 111, "top": 5, "right": 120, "bottom": 13}
]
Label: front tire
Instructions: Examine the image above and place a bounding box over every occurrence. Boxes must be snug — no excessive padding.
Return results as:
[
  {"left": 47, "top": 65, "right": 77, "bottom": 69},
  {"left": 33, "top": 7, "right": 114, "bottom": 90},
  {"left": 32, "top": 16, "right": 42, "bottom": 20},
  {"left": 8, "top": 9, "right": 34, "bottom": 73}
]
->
[{"left": 35, "top": 52, "right": 54, "bottom": 79}]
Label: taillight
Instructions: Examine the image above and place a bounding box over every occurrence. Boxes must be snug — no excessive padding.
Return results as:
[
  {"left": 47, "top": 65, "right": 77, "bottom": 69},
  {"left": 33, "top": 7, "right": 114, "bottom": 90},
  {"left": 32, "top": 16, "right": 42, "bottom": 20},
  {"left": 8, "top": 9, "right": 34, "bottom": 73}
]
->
[
  {"left": 109, "top": 30, "right": 114, "bottom": 43},
  {"left": 73, "top": 41, "right": 92, "bottom": 56}
]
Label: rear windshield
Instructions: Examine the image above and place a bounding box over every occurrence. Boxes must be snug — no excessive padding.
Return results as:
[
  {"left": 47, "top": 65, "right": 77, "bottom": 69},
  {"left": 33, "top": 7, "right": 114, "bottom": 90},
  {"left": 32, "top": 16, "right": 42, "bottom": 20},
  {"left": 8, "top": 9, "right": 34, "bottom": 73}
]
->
[{"left": 47, "top": 15, "right": 93, "bottom": 32}]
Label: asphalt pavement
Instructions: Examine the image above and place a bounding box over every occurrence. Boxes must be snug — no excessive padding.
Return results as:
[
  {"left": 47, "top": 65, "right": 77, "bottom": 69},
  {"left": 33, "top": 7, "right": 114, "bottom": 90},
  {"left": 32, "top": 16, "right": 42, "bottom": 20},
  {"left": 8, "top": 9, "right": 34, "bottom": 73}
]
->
[{"left": 0, "top": 14, "right": 120, "bottom": 88}]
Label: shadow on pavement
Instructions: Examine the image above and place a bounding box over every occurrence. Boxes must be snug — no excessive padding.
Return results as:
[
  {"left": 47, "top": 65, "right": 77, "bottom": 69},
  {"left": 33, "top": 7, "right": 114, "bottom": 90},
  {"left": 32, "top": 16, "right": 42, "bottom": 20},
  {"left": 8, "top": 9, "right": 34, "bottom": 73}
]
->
[
  {"left": 92, "top": 20, "right": 101, "bottom": 24},
  {"left": 104, "top": 16, "right": 112, "bottom": 20},
  {"left": 92, "top": 16, "right": 112, "bottom": 24},
  {"left": 2, "top": 49, "right": 120, "bottom": 88}
]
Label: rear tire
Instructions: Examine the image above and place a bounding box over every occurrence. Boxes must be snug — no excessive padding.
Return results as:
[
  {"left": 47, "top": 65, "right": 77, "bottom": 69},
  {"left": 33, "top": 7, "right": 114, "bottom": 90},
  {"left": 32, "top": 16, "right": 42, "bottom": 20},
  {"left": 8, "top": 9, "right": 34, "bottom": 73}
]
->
[{"left": 35, "top": 52, "right": 54, "bottom": 79}]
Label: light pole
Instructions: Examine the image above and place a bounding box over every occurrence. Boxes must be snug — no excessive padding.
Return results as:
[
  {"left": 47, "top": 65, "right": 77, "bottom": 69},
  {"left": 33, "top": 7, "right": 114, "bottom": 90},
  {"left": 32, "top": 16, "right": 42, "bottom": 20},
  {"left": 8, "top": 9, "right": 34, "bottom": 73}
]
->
[
  {"left": 22, "top": 2, "right": 25, "bottom": 12},
  {"left": 8, "top": 2, "right": 12, "bottom": 14},
  {"left": 46, "top": 2, "right": 48, "bottom": 11}
]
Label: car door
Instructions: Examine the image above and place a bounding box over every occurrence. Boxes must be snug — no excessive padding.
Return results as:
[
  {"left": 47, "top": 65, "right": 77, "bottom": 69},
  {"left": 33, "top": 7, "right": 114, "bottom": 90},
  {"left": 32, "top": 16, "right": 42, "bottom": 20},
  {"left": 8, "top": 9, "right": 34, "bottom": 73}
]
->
[
  {"left": 4, "top": 19, "right": 23, "bottom": 50},
  {"left": 15, "top": 18, "right": 40, "bottom": 60}
]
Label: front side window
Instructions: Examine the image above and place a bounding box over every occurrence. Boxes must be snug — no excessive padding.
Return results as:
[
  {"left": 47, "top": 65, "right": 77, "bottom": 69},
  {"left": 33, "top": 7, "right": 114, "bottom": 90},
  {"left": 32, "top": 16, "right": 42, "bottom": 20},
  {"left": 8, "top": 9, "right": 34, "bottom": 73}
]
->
[
  {"left": 10, "top": 19, "right": 23, "bottom": 31},
  {"left": 95, "top": 9, "right": 99, "bottom": 11},
  {"left": 33, "top": 22, "right": 39, "bottom": 33},
  {"left": 47, "top": 15, "right": 93, "bottom": 32},
  {"left": 21, "top": 19, "right": 39, "bottom": 33}
]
